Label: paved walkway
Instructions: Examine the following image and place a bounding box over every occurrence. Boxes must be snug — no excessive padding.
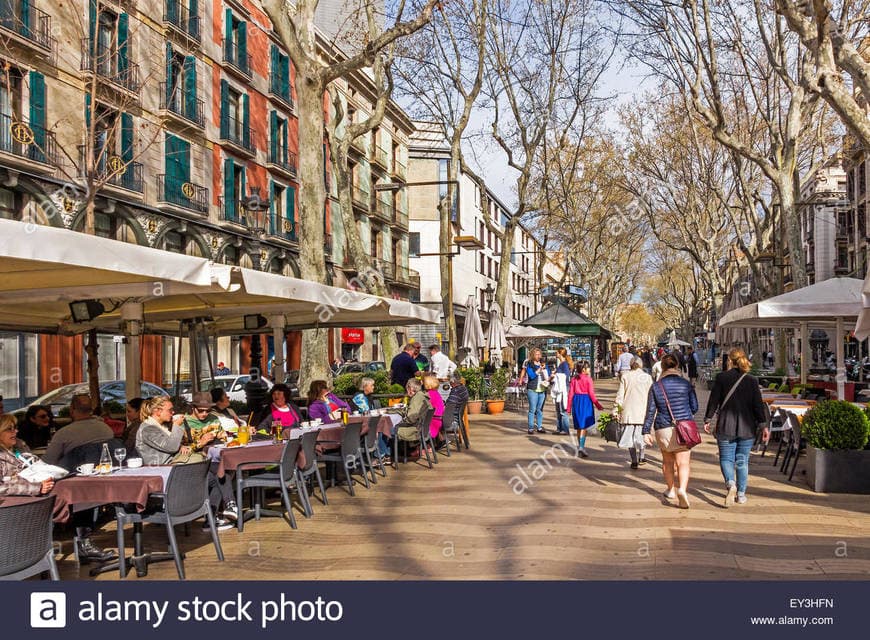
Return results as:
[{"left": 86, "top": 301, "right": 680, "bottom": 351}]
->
[{"left": 63, "top": 379, "right": 870, "bottom": 580}]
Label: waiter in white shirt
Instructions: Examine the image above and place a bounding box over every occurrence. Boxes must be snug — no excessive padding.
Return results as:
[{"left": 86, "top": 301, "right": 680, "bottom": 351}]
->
[
  {"left": 615, "top": 345, "right": 635, "bottom": 380},
  {"left": 429, "top": 344, "right": 457, "bottom": 380}
]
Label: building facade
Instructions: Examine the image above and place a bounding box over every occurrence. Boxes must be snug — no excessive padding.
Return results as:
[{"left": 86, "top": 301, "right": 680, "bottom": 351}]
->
[
  {"left": 0, "top": 0, "right": 417, "bottom": 407},
  {"left": 800, "top": 158, "right": 850, "bottom": 284}
]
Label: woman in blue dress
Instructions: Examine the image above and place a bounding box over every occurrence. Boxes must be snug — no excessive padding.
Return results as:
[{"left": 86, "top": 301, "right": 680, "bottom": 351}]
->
[{"left": 567, "top": 361, "right": 604, "bottom": 457}]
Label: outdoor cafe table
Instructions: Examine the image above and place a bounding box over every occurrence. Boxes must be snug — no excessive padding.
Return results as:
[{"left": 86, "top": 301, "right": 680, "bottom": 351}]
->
[{"left": 46, "top": 467, "right": 169, "bottom": 523}]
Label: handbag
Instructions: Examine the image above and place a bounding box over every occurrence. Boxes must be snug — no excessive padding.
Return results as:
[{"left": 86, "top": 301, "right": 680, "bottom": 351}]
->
[
  {"left": 657, "top": 382, "right": 702, "bottom": 449},
  {"left": 603, "top": 418, "right": 624, "bottom": 443},
  {"left": 710, "top": 373, "right": 747, "bottom": 436}
]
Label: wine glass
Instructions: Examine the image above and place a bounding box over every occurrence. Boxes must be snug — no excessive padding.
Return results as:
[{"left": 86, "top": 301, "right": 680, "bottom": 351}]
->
[{"left": 114, "top": 447, "right": 127, "bottom": 470}]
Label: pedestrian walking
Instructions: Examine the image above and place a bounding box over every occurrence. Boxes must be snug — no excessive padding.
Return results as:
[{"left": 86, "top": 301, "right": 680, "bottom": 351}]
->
[
  {"left": 642, "top": 354, "right": 699, "bottom": 508},
  {"left": 552, "top": 347, "right": 573, "bottom": 434},
  {"left": 703, "top": 348, "right": 769, "bottom": 507},
  {"left": 686, "top": 347, "right": 698, "bottom": 386},
  {"left": 524, "top": 349, "right": 550, "bottom": 434},
  {"left": 567, "top": 361, "right": 603, "bottom": 458},
  {"left": 614, "top": 356, "right": 653, "bottom": 469},
  {"left": 615, "top": 345, "right": 634, "bottom": 379}
]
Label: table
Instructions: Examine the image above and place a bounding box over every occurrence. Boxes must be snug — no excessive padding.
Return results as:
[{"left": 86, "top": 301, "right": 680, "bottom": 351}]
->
[{"left": 48, "top": 468, "right": 169, "bottom": 523}]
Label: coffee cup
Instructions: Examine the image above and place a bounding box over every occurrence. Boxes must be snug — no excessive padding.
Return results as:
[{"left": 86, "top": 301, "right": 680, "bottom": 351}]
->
[
  {"left": 126, "top": 458, "right": 143, "bottom": 468},
  {"left": 77, "top": 463, "right": 94, "bottom": 475}
]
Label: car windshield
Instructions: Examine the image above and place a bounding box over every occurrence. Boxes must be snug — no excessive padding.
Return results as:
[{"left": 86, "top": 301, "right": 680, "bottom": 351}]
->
[
  {"left": 200, "top": 378, "right": 232, "bottom": 390},
  {"left": 32, "top": 384, "right": 90, "bottom": 406}
]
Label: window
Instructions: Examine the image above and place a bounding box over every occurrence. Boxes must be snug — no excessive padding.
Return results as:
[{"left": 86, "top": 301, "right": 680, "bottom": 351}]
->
[
  {"left": 164, "top": 230, "right": 184, "bottom": 253},
  {"left": 269, "top": 111, "right": 290, "bottom": 167},
  {"left": 223, "top": 10, "right": 248, "bottom": 74},
  {"left": 409, "top": 232, "right": 420, "bottom": 257},
  {"left": 269, "top": 44, "right": 292, "bottom": 103},
  {"left": 222, "top": 245, "right": 239, "bottom": 265},
  {"left": 438, "top": 159, "right": 449, "bottom": 198},
  {"left": 222, "top": 157, "right": 246, "bottom": 221},
  {"left": 269, "top": 181, "right": 295, "bottom": 238},
  {"left": 371, "top": 229, "right": 382, "bottom": 260},
  {"left": 480, "top": 253, "right": 485, "bottom": 274},
  {"left": 220, "top": 80, "right": 250, "bottom": 149},
  {"left": 479, "top": 220, "right": 484, "bottom": 242}
]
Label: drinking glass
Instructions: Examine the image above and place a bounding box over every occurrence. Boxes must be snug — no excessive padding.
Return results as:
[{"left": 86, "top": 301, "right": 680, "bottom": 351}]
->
[
  {"left": 114, "top": 447, "right": 127, "bottom": 470},
  {"left": 272, "top": 420, "right": 284, "bottom": 443},
  {"left": 237, "top": 427, "right": 250, "bottom": 445}
]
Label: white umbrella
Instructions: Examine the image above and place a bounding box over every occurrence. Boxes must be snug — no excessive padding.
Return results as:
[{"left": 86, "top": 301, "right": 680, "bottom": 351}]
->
[
  {"left": 461, "top": 295, "right": 484, "bottom": 367},
  {"left": 486, "top": 301, "right": 507, "bottom": 366}
]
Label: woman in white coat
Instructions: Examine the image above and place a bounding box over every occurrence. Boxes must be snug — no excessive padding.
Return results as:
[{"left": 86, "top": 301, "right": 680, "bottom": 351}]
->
[{"left": 614, "top": 356, "right": 653, "bottom": 468}]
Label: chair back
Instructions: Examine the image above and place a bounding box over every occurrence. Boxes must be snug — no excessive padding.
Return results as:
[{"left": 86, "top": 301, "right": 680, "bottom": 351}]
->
[
  {"left": 163, "top": 461, "right": 210, "bottom": 518},
  {"left": 441, "top": 402, "right": 458, "bottom": 431},
  {"left": 789, "top": 414, "right": 802, "bottom": 451},
  {"left": 299, "top": 429, "right": 319, "bottom": 471},
  {"left": 762, "top": 401, "right": 771, "bottom": 427},
  {"left": 59, "top": 437, "right": 125, "bottom": 471},
  {"left": 362, "top": 417, "right": 379, "bottom": 448},
  {"left": 0, "top": 495, "right": 56, "bottom": 578},
  {"left": 419, "top": 407, "right": 435, "bottom": 439},
  {"left": 279, "top": 438, "right": 302, "bottom": 481},
  {"left": 340, "top": 421, "right": 363, "bottom": 458}
]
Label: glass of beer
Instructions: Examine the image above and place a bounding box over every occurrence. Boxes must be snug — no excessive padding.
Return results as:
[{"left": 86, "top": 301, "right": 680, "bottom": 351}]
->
[{"left": 237, "top": 427, "right": 250, "bottom": 445}]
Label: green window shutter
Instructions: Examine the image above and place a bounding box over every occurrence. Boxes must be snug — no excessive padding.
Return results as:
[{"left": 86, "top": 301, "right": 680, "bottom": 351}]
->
[
  {"left": 238, "top": 21, "right": 247, "bottom": 69},
  {"left": 188, "top": 0, "right": 199, "bottom": 39},
  {"left": 242, "top": 93, "right": 250, "bottom": 148},
  {"left": 268, "top": 180, "right": 275, "bottom": 235},
  {"left": 164, "top": 133, "right": 177, "bottom": 188},
  {"left": 84, "top": 92, "right": 91, "bottom": 129},
  {"left": 224, "top": 9, "right": 233, "bottom": 61},
  {"left": 165, "top": 43, "right": 174, "bottom": 106},
  {"left": 219, "top": 79, "right": 229, "bottom": 139},
  {"left": 281, "top": 117, "right": 288, "bottom": 165},
  {"left": 223, "top": 157, "right": 234, "bottom": 220},
  {"left": 269, "top": 110, "right": 277, "bottom": 162},
  {"left": 120, "top": 112, "right": 133, "bottom": 162},
  {"left": 178, "top": 137, "right": 190, "bottom": 184},
  {"left": 21, "top": 0, "right": 31, "bottom": 38},
  {"left": 240, "top": 165, "right": 247, "bottom": 204},
  {"left": 29, "top": 71, "right": 45, "bottom": 161},
  {"left": 287, "top": 185, "right": 296, "bottom": 238},
  {"left": 183, "top": 56, "right": 197, "bottom": 121},
  {"left": 281, "top": 54, "right": 290, "bottom": 101},
  {"left": 270, "top": 45, "right": 278, "bottom": 92},
  {"left": 88, "top": 0, "right": 96, "bottom": 46},
  {"left": 166, "top": 0, "right": 178, "bottom": 24},
  {"left": 117, "top": 13, "right": 129, "bottom": 76}
]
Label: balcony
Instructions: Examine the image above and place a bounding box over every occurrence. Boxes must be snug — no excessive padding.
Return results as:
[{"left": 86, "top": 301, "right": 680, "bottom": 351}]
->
[
  {"left": 392, "top": 159, "right": 407, "bottom": 181},
  {"left": 351, "top": 185, "right": 369, "bottom": 211},
  {"left": 391, "top": 264, "right": 420, "bottom": 288},
  {"left": 156, "top": 174, "right": 208, "bottom": 214},
  {"left": 0, "top": 113, "right": 56, "bottom": 169},
  {"left": 163, "top": 0, "right": 200, "bottom": 41},
  {"left": 0, "top": 2, "right": 53, "bottom": 52},
  {"left": 222, "top": 38, "right": 251, "bottom": 78},
  {"left": 217, "top": 195, "right": 245, "bottom": 224},
  {"left": 80, "top": 39, "right": 141, "bottom": 94},
  {"left": 371, "top": 146, "right": 389, "bottom": 170},
  {"left": 159, "top": 82, "right": 204, "bottom": 128},
  {"left": 267, "top": 148, "right": 297, "bottom": 178},
  {"left": 392, "top": 206, "right": 409, "bottom": 229},
  {"left": 220, "top": 115, "right": 256, "bottom": 156},
  {"left": 268, "top": 71, "right": 294, "bottom": 110},
  {"left": 269, "top": 216, "right": 297, "bottom": 242},
  {"left": 371, "top": 198, "right": 393, "bottom": 223},
  {"left": 77, "top": 146, "right": 143, "bottom": 193},
  {"left": 349, "top": 135, "right": 366, "bottom": 155}
]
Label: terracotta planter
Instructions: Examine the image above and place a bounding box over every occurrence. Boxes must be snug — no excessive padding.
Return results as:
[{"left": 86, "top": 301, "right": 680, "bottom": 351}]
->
[
  {"left": 467, "top": 400, "right": 483, "bottom": 414},
  {"left": 486, "top": 400, "right": 505, "bottom": 415}
]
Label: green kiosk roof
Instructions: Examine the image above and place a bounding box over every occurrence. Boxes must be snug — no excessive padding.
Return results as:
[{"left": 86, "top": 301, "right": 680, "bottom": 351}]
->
[{"left": 520, "top": 301, "right": 612, "bottom": 339}]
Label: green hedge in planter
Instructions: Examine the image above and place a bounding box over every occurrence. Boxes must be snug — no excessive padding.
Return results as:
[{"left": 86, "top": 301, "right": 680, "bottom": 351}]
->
[{"left": 802, "top": 400, "right": 870, "bottom": 450}]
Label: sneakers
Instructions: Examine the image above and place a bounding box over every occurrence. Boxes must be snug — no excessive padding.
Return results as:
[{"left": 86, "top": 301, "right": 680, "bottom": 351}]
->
[
  {"left": 202, "top": 516, "right": 233, "bottom": 531},
  {"left": 676, "top": 489, "right": 690, "bottom": 509},
  {"left": 578, "top": 448, "right": 589, "bottom": 458},
  {"left": 528, "top": 429, "right": 534, "bottom": 435},
  {"left": 638, "top": 458, "right": 647, "bottom": 465},
  {"left": 536, "top": 428, "right": 547, "bottom": 434},
  {"left": 736, "top": 494, "right": 747, "bottom": 505},
  {"left": 663, "top": 488, "right": 676, "bottom": 500},
  {"left": 630, "top": 462, "right": 639, "bottom": 469},
  {"left": 222, "top": 501, "right": 239, "bottom": 522},
  {"left": 724, "top": 482, "right": 737, "bottom": 508}
]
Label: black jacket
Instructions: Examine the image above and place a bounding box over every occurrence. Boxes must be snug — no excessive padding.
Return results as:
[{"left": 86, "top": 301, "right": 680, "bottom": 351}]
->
[{"left": 704, "top": 369, "right": 766, "bottom": 440}]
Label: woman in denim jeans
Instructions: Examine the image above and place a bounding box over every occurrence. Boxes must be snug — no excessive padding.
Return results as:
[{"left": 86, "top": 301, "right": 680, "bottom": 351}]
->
[
  {"left": 524, "top": 349, "right": 550, "bottom": 434},
  {"left": 703, "top": 348, "right": 768, "bottom": 507}
]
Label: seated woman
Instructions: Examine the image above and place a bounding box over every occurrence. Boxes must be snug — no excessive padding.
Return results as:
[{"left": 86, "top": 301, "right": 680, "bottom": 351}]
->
[
  {"left": 135, "top": 397, "right": 235, "bottom": 528},
  {"left": 254, "top": 384, "right": 303, "bottom": 434},
  {"left": 422, "top": 374, "right": 445, "bottom": 444},
  {"left": 0, "top": 414, "right": 116, "bottom": 562},
  {"left": 352, "top": 377, "right": 381, "bottom": 413},
  {"left": 17, "top": 404, "right": 55, "bottom": 449},
  {"left": 122, "top": 397, "right": 144, "bottom": 454},
  {"left": 393, "top": 378, "right": 433, "bottom": 446},
  {"left": 307, "top": 380, "right": 351, "bottom": 423},
  {"left": 210, "top": 387, "right": 251, "bottom": 436}
]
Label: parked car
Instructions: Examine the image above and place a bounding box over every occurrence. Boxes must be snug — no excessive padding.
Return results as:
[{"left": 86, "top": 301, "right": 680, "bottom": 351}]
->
[
  {"left": 179, "top": 374, "right": 274, "bottom": 403},
  {"left": 11, "top": 380, "right": 168, "bottom": 418},
  {"left": 332, "top": 361, "right": 386, "bottom": 377}
]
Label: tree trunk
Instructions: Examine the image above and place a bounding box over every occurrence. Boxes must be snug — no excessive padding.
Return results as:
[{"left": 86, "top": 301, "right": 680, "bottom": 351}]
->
[
  {"left": 85, "top": 328, "right": 100, "bottom": 411},
  {"left": 296, "top": 69, "right": 329, "bottom": 389},
  {"left": 779, "top": 179, "right": 807, "bottom": 290}
]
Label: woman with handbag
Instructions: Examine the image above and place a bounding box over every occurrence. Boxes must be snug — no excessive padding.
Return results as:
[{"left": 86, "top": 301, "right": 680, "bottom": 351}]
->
[
  {"left": 567, "top": 361, "right": 604, "bottom": 458},
  {"left": 524, "top": 349, "right": 550, "bottom": 435},
  {"left": 703, "top": 348, "right": 768, "bottom": 507},
  {"left": 642, "top": 354, "right": 699, "bottom": 508},
  {"left": 614, "top": 356, "right": 653, "bottom": 469}
]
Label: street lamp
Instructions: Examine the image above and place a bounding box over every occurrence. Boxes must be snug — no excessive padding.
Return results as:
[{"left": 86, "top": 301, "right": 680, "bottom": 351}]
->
[
  {"left": 240, "top": 186, "right": 271, "bottom": 375},
  {"left": 483, "top": 282, "right": 495, "bottom": 310}
]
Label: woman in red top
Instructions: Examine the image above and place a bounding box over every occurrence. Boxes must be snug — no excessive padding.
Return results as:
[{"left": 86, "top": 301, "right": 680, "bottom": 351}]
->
[{"left": 567, "top": 361, "right": 603, "bottom": 458}]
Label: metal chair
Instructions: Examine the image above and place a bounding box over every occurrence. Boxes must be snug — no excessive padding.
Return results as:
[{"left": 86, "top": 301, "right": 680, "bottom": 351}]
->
[
  {"left": 114, "top": 461, "right": 224, "bottom": 580},
  {"left": 317, "top": 421, "right": 369, "bottom": 496},
  {"left": 780, "top": 413, "right": 805, "bottom": 481},
  {"left": 297, "top": 429, "right": 328, "bottom": 516},
  {"left": 235, "top": 438, "right": 305, "bottom": 532},
  {"left": 360, "top": 416, "right": 388, "bottom": 482},
  {"left": 442, "top": 400, "right": 469, "bottom": 451},
  {"left": 394, "top": 407, "right": 436, "bottom": 469},
  {"left": 0, "top": 495, "right": 59, "bottom": 581}
]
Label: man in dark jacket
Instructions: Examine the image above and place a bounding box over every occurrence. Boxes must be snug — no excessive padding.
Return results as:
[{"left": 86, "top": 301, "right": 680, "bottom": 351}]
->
[{"left": 390, "top": 343, "right": 419, "bottom": 388}]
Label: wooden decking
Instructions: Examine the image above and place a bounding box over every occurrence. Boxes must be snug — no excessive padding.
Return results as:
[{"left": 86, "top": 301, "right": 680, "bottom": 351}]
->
[{"left": 60, "top": 379, "right": 870, "bottom": 580}]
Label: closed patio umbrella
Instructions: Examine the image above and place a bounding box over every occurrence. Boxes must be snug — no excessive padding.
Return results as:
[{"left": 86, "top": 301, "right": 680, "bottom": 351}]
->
[
  {"left": 461, "top": 295, "right": 484, "bottom": 367},
  {"left": 487, "top": 301, "right": 507, "bottom": 366}
]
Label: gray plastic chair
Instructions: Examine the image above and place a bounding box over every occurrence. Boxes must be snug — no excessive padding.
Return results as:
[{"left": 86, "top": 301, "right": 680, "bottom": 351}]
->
[
  {"left": 115, "top": 461, "right": 224, "bottom": 580},
  {"left": 317, "top": 421, "right": 369, "bottom": 496},
  {"left": 235, "top": 438, "right": 304, "bottom": 532},
  {"left": 297, "top": 429, "right": 328, "bottom": 516},
  {"left": 361, "top": 416, "right": 388, "bottom": 482},
  {"left": 394, "top": 407, "right": 435, "bottom": 469},
  {"left": 440, "top": 400, "right": 468, "bottom": 455},
  {"left": 0, "top": 495, "right": 59, "bottom": 581}
]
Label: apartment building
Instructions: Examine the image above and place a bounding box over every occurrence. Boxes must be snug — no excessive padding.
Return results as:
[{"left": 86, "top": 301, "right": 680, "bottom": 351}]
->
[{"left": 799, "top": 158, "right": 850, "bottom": 284}]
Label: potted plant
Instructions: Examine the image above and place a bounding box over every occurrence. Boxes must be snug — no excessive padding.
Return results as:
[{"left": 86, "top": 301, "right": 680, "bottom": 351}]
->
[
  {"left": 386, "top": 383, "right": 406, "bottom": 407},
  {"left": 486, "top": 367, "right": 509, "bottom": 414},
  {"left": 803, "top": 400, "right": 870, "bottom": 493},
  {"left": 459, "top": 366, "right": 484, "bottom": 414}
]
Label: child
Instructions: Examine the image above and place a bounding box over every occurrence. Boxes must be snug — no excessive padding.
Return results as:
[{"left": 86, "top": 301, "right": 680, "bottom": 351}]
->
[{"left": 566, "top": 361, "right": 603, "bottom": 457}]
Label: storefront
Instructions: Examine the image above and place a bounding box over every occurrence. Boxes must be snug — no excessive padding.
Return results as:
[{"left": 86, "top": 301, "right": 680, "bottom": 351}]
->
[{"left": 341, "top": 327, "right": 365, "bottom": 361}]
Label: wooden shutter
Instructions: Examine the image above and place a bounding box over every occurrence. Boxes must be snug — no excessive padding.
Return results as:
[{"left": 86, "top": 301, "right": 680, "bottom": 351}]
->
[
  {"left": 183, "top": 56, "right": 197, "bottom": 121},
  {"left": 219, "top": 79, "right": 229, "bottom": 139},
  {"left": 223, "top": 157, "right": 235, "bottom": 220}
]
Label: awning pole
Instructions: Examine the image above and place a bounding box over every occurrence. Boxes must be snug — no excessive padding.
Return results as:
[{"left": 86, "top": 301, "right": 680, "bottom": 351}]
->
[
  {"left": 270, "top": 314, "right": 286, "bottom": 383},
  {"left": 800, "top": 322, "right": 808, "bottom": 386},
  {"left": 836, "top": 316, "right": 845, "bottom": 400},
  {"left": 121, "top": 302, "right": 143, "bottom": 402}
]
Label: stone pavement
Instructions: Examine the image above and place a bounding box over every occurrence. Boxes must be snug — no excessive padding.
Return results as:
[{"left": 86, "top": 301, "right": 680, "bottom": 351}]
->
[{"left": 61, "top": 378, "right": 870, "bottom": 580}]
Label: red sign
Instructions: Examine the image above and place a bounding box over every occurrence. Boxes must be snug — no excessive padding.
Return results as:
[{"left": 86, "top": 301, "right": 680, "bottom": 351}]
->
[{"left": 341, "top": 328, "right": 365, "bottom": 344}]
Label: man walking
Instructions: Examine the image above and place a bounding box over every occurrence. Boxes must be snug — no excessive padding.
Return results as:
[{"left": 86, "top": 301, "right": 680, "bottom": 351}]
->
[
  {"left": 428, "top": 344, "right": 457, "bottom": 380},
  {"left": 615, "top": 345, "right": 634, "bottom": 379}
]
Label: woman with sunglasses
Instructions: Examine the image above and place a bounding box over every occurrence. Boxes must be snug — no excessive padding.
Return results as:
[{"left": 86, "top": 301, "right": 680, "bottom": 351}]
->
[{"left": 17, "top": 404, "right": 55, "bottom": 448}]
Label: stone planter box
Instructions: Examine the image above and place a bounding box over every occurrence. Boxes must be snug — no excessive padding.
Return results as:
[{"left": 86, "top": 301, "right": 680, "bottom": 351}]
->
[{"left": 806, "top": 447, "right": 870, "bottom": 494}]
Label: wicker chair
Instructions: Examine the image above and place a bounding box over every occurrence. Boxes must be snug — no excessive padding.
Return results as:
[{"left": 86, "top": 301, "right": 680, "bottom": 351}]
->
[{"left": 0, "top": 495, "right": 59, "bottom": 581}]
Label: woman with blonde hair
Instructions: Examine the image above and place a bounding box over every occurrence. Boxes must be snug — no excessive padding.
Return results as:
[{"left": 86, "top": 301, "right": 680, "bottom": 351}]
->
[
  {"left": 642, "top": 354, "right": 699, "bottom": 508},
  {"left": 703, "top": 348, "right": 768, "bottom": 507},
  {"left": 422, "top": 374, "right": 445, "bottom": 443}
]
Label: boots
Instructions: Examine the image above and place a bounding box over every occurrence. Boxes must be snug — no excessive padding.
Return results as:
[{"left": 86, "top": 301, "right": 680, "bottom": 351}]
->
[{"left": 76, "top": 537, "right": 117, "bottom": 564}]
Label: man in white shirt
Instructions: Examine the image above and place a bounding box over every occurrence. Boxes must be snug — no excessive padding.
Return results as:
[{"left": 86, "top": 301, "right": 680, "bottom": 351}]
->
[
  {"left": 429, "top": 344, "right": 457, "bottom": 380},
  {"left": 615, "top": 345, "right": 634, "bottom": 379}
]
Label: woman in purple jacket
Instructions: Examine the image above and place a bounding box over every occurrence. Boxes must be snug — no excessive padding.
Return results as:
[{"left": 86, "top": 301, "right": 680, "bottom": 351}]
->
[{"left": 307, "top": 380, "right": 351, "bottom": 423}]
